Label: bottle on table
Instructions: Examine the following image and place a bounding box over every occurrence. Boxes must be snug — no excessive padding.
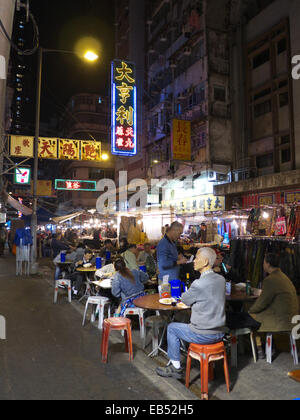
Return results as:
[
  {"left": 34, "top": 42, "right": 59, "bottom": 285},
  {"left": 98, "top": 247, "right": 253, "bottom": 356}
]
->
[
  {"left": 185, "top": 273, "right": 192, "bottom": 291},
  {"left": 159, "top": 275, "right": 171, "bottom": 299},
  {"left": 246, "top": 280, "right": 252, "bottom": 296}
]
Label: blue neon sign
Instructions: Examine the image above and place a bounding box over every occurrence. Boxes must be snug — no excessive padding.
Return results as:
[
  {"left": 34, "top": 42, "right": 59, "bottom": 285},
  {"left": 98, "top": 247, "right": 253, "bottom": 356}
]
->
[{"left": 111, "top": 59, "right": 137, "bottom": 157}]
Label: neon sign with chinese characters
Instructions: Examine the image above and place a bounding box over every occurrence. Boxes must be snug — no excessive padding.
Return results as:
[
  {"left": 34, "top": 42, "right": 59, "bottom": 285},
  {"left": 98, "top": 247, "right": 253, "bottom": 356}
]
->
[
  {"left": 55, "top": 180, "right": 97, "bottom": 192},
  {"left": 111, "top": 59, "right": 137, "bottom": 157}
]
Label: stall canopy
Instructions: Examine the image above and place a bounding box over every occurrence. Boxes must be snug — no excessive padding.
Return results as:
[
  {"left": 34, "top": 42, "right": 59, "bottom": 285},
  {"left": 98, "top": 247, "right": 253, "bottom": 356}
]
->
[{"left": 51, "top": 212, "right": 83, "bottom": 225}]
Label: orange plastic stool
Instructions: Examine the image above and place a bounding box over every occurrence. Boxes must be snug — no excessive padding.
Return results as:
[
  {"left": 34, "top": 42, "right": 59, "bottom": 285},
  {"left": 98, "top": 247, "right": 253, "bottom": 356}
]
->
[
  {"left": 185, "top": 341, "right": 230, "bottom": 400},
  {"left": 101, "top": 317, "right": 133, "bottom": 363}
]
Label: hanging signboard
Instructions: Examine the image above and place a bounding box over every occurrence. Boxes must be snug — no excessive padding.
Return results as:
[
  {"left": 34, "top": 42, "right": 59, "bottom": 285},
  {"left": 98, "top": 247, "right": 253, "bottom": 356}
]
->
[
  {"left": 81, "top": 141, "right": 101, "bottom": 161},
  {"left": 10, "top": 136, "right": 102, "bottom": 161},
  {"left": 38, "top": 138, "right": 58, "bottom": 159},
  {"left": 171, "top": 120, "right": 191, "bottom": 161},
  {"left": 55, "top": 179, "right": 97, "bottom": 192},
  {"left": 111, "top": 59, "right": 137, "bottom": 157},
  {"left": 10, "top": 136, "right": 34, "bottom": 158},
  {"left": 59, "top": 139, "right": 80, "bottom": 160}
]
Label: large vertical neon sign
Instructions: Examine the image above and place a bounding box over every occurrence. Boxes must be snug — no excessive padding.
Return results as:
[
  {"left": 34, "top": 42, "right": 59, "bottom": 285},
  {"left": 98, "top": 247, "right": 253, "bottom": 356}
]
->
[{"left": 111, "top": 60, "right": 137, "bottom": 157}]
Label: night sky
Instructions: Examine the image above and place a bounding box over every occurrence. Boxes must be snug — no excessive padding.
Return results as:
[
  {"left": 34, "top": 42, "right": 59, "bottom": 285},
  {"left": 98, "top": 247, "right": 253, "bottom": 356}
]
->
[{"left": 29, "top": 0, "right": 115, "bottom": 121}]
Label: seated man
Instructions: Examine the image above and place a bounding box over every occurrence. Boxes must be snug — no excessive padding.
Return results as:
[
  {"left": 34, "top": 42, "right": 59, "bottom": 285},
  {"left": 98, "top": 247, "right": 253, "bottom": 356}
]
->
[
  {"left": 248, "top": 253, "right": 299, "bottom": 359},
  {"left": 70, "top": 249, "right": 96, "bottom": 298},
  {"left": 100, "top": 239, "right": 116, "bottom": 264},
  {"left": 137, "top": 243, "right": 157, "bottom": 278},
  {"left": 156, "top": 247, "right": 226, "bottom": 380},
  {"left": 122, "top": 244, "right": 140, "bottom": 271}
]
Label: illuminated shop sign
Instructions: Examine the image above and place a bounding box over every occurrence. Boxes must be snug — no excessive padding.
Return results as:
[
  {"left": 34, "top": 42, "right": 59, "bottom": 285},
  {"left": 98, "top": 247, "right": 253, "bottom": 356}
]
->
[
  {"left": 111, "top": 59, "right": 137, "bottom": 157},
  {"left": 14, "top": 167, "right": 31, "bottom": 185},
  {"left": 55, "top": 180, "right": 97, "bottom": 191}
]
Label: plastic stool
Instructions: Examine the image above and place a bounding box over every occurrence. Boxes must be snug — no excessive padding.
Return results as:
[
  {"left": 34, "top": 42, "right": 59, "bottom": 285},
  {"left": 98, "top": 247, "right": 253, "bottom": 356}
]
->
[
  {"left": 230, "top": 329, "right": 257, "bottom": 367},
  {"left": 101, "top": 317, "right": 133, "bottom": 363},
  {"left": 266, "top": 332, "right": 299, "bottom": 365},
  {"left": 123, "top": 307, "right": 146, "bottom": 340},
  {"left": 144, "top": 315, "right": 167, "bottom": 355},
  {"left": 83, "top": 296, "right": 111, "bottom": 330},
  {"left": 185, "top": 341, "right": 230, "bottom": 400},
  {"left": 54, "top": 279, "right": 72, "bottom": 304}
]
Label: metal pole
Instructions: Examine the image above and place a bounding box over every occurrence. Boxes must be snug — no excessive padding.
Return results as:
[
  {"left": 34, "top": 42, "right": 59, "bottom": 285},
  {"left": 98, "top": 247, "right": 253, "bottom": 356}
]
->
[{"left": 31, "top": 47, "right": 42, "bottom": 265}]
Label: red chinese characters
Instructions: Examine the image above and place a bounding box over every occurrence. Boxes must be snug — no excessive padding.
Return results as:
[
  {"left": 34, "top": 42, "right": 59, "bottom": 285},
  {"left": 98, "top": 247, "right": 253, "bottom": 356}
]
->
[{"left": 115, "top": 126, "right": 135, "bottom": 150}]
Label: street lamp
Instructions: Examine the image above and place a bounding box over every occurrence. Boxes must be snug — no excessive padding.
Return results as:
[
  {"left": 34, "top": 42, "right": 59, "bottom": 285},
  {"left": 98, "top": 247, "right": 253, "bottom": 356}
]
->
[{"left": 31, "top": 47, "right": 98, "bottom": 269}]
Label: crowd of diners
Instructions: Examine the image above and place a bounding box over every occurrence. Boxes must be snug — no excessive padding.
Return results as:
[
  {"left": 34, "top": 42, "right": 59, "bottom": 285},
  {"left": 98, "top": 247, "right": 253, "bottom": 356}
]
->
[{"left": 51, "top": 221, "right": 299, "bottom": 381}]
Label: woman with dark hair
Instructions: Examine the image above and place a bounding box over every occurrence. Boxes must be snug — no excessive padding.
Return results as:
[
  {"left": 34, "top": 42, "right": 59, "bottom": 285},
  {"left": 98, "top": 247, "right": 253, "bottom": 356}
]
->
[
  {"left": 112, "top": 258, "right": 149, "bottom": 316},
  {"left": 118, "top": 238, "right": 129, "bottom": 254}
]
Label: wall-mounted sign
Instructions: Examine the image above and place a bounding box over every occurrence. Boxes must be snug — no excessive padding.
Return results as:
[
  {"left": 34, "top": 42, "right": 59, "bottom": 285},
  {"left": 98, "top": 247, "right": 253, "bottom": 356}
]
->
[
  {"left": 172, "top": 119, "right": 191, "bottom": 161},
  {"left": 111, "top": 59, "right": 137, "bottom": 157},
  {"left": 55, "top": 180, "right": 97, "bottom": 192},
  {"left": 14, "top": 167, "right": 31, "bottom": 185},
  {"left": 162, "top": 194, "right": 225, "bottom": 213}
]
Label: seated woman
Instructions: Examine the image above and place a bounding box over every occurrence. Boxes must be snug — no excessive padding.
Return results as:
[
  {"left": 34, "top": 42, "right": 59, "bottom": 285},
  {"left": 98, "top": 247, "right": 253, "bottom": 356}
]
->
[{"left": 112, "top": 258, "right": 149, "bottom": 316}]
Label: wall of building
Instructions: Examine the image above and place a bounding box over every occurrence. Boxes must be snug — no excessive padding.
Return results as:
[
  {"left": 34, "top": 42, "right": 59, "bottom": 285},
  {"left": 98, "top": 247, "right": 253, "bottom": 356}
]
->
[{"left": 245, "top": 0, "right": 300, "bottom": 170}]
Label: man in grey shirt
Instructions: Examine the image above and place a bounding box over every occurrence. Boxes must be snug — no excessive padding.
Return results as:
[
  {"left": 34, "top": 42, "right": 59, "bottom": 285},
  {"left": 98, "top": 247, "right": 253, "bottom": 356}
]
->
[{"left": 156, "top": 247, "right": 226, "bottom": 380}]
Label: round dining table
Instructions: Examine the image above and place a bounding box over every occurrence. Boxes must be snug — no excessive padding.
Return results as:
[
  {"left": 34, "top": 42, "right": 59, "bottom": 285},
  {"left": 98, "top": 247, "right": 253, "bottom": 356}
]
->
[
  {"left": 134, "top": 294, "right": 190, "bottom": 358},
  {"left": 76, "top": 266, "right": 98, "bottom": 301},
  {"left": 134, "top": 293, "right": 189, "bottom": 312}
]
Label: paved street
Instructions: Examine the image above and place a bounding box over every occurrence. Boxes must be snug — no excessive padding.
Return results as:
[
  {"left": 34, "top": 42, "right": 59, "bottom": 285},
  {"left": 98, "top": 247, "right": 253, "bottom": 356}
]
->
[
  {"left": 0, "top": 255, "right": 300, "bottom": 401},
  {"left": 0, "top": 255, "right": 195, "bottom": 401}
]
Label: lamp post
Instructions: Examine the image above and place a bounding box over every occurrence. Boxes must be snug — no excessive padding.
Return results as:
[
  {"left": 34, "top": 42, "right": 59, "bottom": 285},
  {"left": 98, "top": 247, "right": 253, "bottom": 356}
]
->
[{"left": 31, "top": 47, "right": 98, "bottom": 268}]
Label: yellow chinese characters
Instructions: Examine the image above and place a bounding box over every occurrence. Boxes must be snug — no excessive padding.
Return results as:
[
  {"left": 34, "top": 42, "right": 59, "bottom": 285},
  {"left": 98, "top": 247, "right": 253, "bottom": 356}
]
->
[
  {"left": 116, "top": 106, "right": 134, "bottom": 126},
  {"left": 116, "top": 82, "right": 134, "bottom": 105},
  {"left": 116, "top": 61, "right": 135, "bottom": 84}
]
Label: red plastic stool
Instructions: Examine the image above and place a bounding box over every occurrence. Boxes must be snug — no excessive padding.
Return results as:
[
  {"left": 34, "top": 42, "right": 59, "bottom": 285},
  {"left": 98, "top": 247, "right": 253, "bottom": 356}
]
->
[
  {"left": 101, "top": 317, "right": 133, "bottom": 363},
  {"left": 185, "top": 341, "right": 230, "bottom": 400}
]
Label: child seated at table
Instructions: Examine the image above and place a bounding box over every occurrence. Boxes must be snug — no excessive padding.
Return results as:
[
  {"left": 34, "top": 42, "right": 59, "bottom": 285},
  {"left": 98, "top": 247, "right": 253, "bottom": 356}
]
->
[{"left": 112, "top": 258, "right": 149, "bottom": 316}]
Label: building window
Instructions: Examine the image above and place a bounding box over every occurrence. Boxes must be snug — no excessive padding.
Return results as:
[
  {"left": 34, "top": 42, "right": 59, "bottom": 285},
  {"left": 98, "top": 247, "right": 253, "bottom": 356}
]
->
[
  {"left": 277, "top": 38, "right": 287, "bottom": 55},
  {"left": 214, "top": 86, "right": 226, "bottom": 102},
  {"left": 256, "top": 153, "right": 273, "bottom": 169},
  {"left": 279, "top": 92, "right": 289, "bottom": 108},
  {"left": 253, "top": 49, "right": 270, "bottom": 69},
  {"left": 254, "top": 100, "right": 272, "bottom": 118},
  {"left": 281, "top": 134, "right": 290, "bottom": 145},
  {"left": 254, "top": 88, "right": 271, "bottom": 101},
  {"left": 281, "top": 148, "right": 291, "bottom": 164}
]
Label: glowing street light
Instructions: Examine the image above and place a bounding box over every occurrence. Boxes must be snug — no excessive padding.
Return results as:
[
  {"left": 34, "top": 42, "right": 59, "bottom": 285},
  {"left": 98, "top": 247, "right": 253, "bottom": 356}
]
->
[
  {"left": 102, "top": 153, "right": 109, "bottom": 161},
  {"left": 84, "top": 50, "right": 99, "bottom": 62}
]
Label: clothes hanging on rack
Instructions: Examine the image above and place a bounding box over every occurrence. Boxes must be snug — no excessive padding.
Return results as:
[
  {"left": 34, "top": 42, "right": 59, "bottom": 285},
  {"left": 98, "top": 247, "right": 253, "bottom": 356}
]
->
[{"left": 229, "top": 238, "right": 300, "bottom": 293}]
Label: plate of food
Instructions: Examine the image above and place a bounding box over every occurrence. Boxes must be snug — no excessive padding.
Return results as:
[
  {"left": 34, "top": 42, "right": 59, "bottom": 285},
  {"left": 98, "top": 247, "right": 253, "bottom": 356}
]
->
[
  {"left": 83, "top": 263, "right": 92, "bottom": 268},
  {"left": 176, "top": 302, "right": 189, "bottom": 309},
  {"left": 159, "top": 298, "right": 176, "bottom": 305}
]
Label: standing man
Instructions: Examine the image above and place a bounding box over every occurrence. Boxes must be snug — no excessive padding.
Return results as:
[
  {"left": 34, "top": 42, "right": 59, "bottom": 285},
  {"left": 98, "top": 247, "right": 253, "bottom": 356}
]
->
[{"left": 157, "top": 221, "right": 187, "bottom": 282}]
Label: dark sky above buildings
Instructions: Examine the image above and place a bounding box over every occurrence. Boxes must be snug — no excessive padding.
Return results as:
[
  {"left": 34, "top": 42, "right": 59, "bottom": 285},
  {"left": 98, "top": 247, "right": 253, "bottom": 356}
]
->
[{"left": 29, "top": 0, "right": 115, "bottom": 121}]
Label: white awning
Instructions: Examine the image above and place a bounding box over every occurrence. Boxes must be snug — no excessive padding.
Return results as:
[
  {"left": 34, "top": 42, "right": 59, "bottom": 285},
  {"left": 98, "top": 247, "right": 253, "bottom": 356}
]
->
[{"left": 51, "top": 212, "right": 83, "bottom": 224}]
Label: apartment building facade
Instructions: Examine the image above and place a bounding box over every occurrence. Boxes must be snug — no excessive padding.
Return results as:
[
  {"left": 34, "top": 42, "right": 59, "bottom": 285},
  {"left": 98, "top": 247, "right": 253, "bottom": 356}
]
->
[
  {"left": 216, "top": 0, "right": 300, "bottom": 206},
  {"left": 145, "top": 0, "right": 232, "bottom": 181}
]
